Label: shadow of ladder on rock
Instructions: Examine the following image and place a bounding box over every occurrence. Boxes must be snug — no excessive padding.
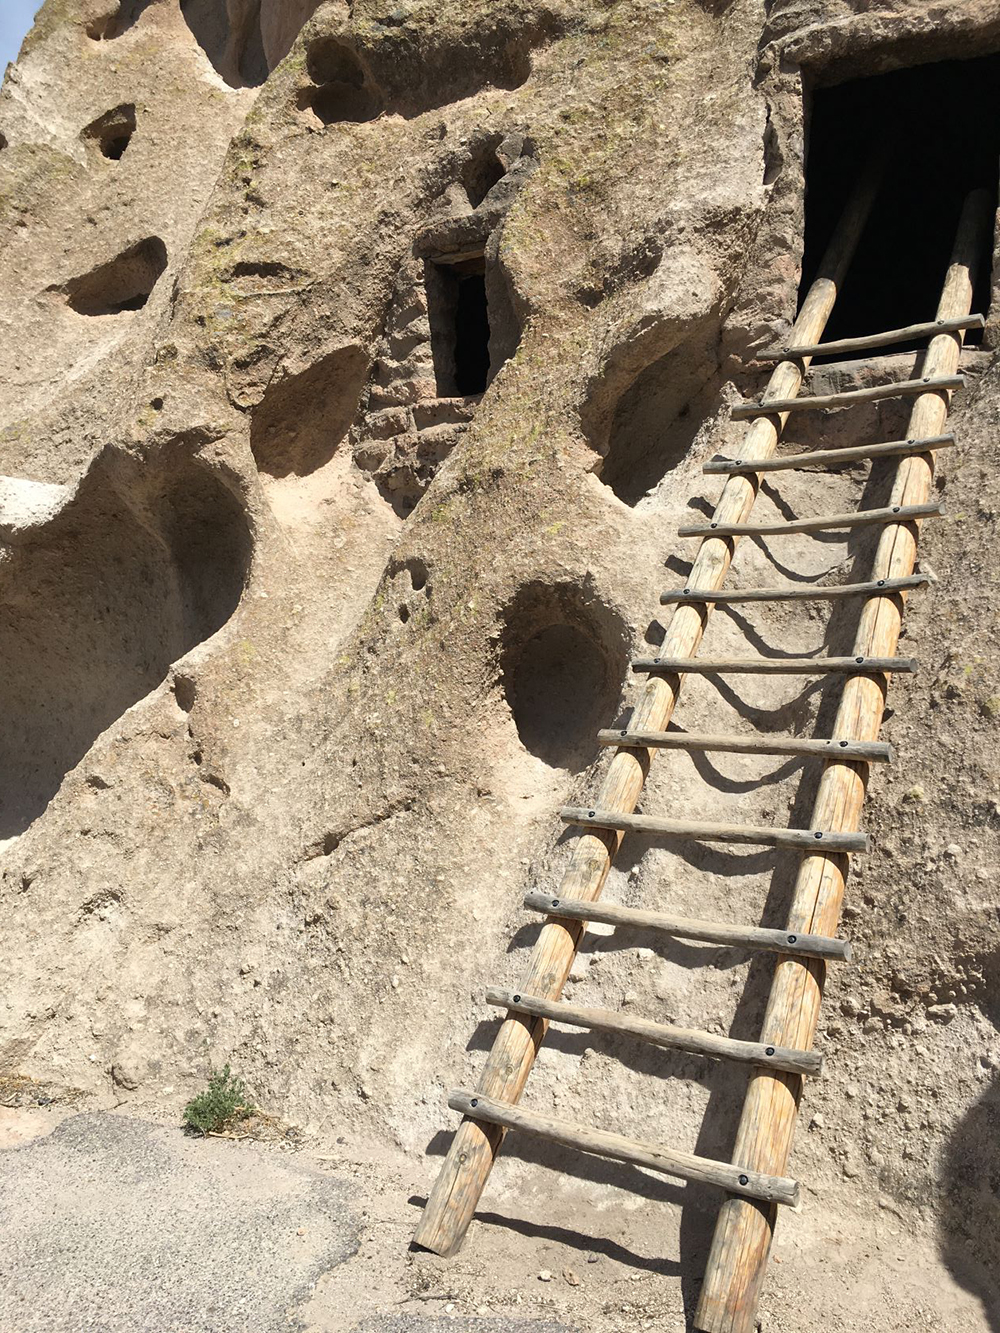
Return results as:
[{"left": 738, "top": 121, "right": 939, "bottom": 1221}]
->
[{"left": 412, "top": 142, "right": 991, "bottom": 1332}]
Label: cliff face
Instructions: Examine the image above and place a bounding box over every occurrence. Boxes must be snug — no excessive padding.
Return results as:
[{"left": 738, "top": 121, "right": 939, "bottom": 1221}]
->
[{"left": 1, "top": 1, "right": 998, "bottom": 1328}]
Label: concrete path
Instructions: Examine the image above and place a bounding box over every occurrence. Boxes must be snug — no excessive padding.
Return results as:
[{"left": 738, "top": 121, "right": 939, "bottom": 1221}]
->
[{"left": 0, "top": 1111, "right": 358, "bottom": 1333}]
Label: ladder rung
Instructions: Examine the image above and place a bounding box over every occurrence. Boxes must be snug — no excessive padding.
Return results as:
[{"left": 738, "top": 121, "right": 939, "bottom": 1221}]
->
[
  {"left": 486, "top": 987, "right": 823, "bottom": 1076},
  {"left": 523, "top": 889, "right": 853, "bottom": 961},
  {"left": 659, "top": 574, "right": 927, "bottom": 605},
  {"left": 758, "top": 314, "right": 984, "bottom": 361},
  {"left": 703, "top": 433, "right": 955, "bottom": 474},
  {"left": 679, "top": 500, "right": 941, "bottom": 538},
  {"left": 448, "top": 1089, "right": 800, "bottom": 1206},
  {"left": 596, "top": 727, "right": 893, "bottom": 764},
  {"left": 561, "top": 806, "right": 869, "bottom": 853},
  {"left": 631, "top": 653, "right": 916, "bottom": 676},
  {"left": 731, "top": 373, "right": 964, "bottom": 419}
]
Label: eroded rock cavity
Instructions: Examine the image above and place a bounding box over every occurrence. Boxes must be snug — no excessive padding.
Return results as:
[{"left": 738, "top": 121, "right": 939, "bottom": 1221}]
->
[
  {"left": 0, "top": 448, "right": 251, "bottom": 837},
  {"left": 500, "top": 582, "right": 628, "bottom": 771},
  {"left": 55, "top": 237, "right": 168, "bottom": 316}
]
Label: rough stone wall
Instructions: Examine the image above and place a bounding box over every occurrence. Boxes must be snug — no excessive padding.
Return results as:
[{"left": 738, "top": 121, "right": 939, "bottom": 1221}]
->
[{"left": 1, "top": 1, "right": 999, "bottom": 1328}]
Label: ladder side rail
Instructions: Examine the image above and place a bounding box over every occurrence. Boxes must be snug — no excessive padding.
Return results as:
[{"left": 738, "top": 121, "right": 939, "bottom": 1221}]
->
[
  {"left": 694, "top": 187, "right": 990, "bottom": 1333},
  {"left": 412, "top": 149, "right": 887, "bottom": 1258}
]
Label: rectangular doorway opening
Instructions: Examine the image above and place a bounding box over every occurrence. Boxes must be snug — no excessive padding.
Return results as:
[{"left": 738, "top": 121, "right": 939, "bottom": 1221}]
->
[
  {"left": 426, "top": 252, "right": 491, "bottom": 397},
  {"left": 800, "top": 54, "right": 1000, "bottom": 357}
]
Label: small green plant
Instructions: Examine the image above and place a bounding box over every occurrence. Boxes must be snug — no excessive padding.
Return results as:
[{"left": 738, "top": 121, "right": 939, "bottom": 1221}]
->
[{"left": 183, "top": 1064, "right": 255, "bottom": 1136}]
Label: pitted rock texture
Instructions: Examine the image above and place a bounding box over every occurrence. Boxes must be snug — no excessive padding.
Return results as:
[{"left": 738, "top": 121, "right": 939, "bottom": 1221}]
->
[{"left": 1, "top": 1, "right": 999, "bottom": 1330}]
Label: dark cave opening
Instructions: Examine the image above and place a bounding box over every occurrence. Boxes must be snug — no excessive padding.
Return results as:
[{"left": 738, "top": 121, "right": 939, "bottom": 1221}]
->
[
  {"left": 426, "top": 254, "right": 492, "bottom": 397},
  {"left": 801, "top": 55, "right": 1000, "bottom": 354}
]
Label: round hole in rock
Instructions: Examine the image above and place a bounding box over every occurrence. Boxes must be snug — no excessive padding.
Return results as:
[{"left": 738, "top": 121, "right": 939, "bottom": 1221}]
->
[{"left": 500, "top": 583, "right": 627, "bottom": 771}]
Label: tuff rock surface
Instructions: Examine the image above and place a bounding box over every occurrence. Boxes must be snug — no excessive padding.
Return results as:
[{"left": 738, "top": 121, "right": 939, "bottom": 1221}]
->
[{"left": 0, "top": 0, "right": 998, "bottom": 1328}]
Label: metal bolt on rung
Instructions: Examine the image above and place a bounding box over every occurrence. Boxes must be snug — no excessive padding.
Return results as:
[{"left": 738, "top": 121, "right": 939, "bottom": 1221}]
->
[
  {"left": 877, "top": 579, "right": 885, "bottom": 586},
  {"left": 620, "top": 729, "right": 628, "bottom": 737},
  {"left": 839, "top": 740, "right": 848, "bottom": 747},
  {"left": 815, "top": 831, "right": 823, "bottom": 839},
  {"left": 787, "top": 934, "right": 797, "bottom": 944},
  {"left": 512, "top": 995, "right": 521, "bottom": 1004},
  {"left": 588, "top": 810, "right": 596, "bottom": 818},
  {"left": 471, "top": 1098, "right": 478, "bottom": 1107},
  {"left": 765, "top": 1046, "right": 775, "bottom": 1057},
  {"left": 892, "top": 505, "right": 901, "bottom": 513},
  {"left": 856, "top": 656, "right": 865, "bottom": 664},
  {"left": 738, "top": 1173, "right": 749, "bottom": 1186},
  {"left": 551, "top": 900, "right": 560, "bottom": 908}
]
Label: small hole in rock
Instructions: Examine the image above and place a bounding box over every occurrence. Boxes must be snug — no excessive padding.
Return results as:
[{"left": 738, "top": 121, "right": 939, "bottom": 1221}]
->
[
  {"left": 409, "top": 560, "right": 428, "bottom": 592},
  {"left": 86, "top": 0, "right": 154, "bottom": 40},
  {"left": 82, "top": 104, "right": 137, "bottom": 160},
  {"left": 54, "top": 236, "right": 167, "bottom": 316},
  {"left": 173, "top": 675, "right": 196, "bottom": 713},
  {"left": 460, "top": 141, "right": 507, "bottom": 208},
  {"left": 398, "top": 604, "right": 410, "bottom": 624},
  {"left": 151, "top": 397, "right": 164, "bottom": 411}
]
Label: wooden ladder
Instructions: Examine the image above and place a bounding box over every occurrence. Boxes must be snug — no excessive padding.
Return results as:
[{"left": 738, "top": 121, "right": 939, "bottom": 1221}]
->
[{"left": 413, "top": 157, "right": 989, "bottom": 1331}]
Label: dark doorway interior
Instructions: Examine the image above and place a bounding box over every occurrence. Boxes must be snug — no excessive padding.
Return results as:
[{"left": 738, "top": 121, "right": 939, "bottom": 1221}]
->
[
  {"left": 426, "top": 254, "right": 491, "bottom": 396},
  {"left": 801, "top": 55, "right": 1000, "bottom": 355},
  {"left": 454, "top": 272, "right": 490, "bottom": 394}
]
